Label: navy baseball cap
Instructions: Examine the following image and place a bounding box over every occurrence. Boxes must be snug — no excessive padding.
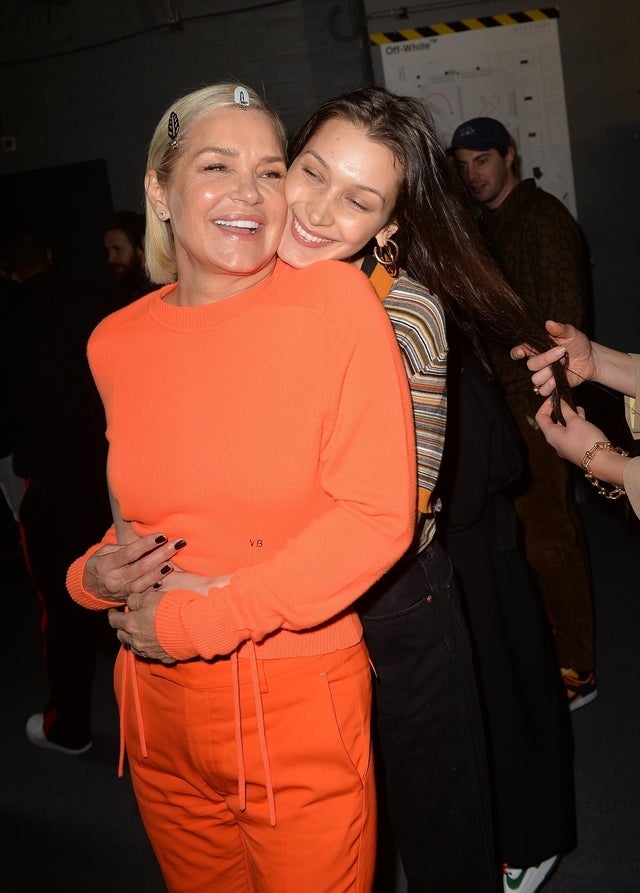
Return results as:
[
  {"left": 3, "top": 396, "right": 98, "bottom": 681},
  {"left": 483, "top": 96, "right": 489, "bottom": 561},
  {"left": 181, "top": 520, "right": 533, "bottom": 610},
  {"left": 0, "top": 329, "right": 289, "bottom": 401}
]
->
[{"left": 449, "top": 117, "right": 511, "bottom": 153}]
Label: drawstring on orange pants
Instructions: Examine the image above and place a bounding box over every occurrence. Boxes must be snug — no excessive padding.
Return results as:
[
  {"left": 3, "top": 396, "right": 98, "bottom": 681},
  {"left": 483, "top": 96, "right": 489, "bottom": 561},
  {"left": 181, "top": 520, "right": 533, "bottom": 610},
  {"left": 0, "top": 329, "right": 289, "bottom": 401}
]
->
[
  {"left": 117, "top": 645, "right": 148, "bottom": 777},
  {"left": 232, "top": 646, "right": 277, "bottom": 827},
  {"left": 117, "top": 640, "right": 276, "bottom": 827}
]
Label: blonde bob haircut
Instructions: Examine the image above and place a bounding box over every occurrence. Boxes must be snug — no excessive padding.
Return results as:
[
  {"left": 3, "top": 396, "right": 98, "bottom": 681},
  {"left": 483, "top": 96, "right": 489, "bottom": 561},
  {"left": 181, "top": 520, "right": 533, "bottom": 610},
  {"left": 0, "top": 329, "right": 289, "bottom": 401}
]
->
[{"left": 145, "top": 82, "right": 288, "bottom": 284}]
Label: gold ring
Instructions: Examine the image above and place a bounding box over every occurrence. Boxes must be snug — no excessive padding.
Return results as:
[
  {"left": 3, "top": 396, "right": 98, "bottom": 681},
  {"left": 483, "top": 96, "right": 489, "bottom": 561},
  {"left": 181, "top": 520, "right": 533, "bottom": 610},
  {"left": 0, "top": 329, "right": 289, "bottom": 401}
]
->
[{"left": 533, "top": 385, "right": 541, "bottom": 395}]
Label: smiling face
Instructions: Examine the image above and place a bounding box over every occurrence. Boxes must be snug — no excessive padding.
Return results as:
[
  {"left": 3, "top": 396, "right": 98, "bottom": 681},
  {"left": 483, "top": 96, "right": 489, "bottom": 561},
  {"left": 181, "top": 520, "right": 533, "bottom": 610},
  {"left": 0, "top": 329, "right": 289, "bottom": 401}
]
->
[
  {"left": 146, "top": 106, "right": 287, "bottom": 300},
  {"left": 278, "top": 118, "right": 401, "bottom": 269}
]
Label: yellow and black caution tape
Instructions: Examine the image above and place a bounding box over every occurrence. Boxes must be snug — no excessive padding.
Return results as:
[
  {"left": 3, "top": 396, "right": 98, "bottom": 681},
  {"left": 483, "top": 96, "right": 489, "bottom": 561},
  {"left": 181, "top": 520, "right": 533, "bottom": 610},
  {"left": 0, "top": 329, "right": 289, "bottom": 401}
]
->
[{"left": 369, "top": 7, "right": 558, "bottom": 45}]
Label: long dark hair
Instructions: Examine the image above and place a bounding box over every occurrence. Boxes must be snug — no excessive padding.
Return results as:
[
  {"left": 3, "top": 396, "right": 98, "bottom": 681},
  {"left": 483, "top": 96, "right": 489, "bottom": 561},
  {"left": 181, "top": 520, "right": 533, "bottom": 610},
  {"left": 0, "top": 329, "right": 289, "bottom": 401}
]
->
[{"left": 289, "top": 85, "right": 573, "bottom": 418}]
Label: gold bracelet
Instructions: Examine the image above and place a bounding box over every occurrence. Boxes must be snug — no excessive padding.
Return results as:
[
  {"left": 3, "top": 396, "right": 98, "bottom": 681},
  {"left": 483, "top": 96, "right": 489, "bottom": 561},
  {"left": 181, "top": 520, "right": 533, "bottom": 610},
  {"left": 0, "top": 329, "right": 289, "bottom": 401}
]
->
[{"left": 580, "top": 441, "right": 629, "bottom": 500}]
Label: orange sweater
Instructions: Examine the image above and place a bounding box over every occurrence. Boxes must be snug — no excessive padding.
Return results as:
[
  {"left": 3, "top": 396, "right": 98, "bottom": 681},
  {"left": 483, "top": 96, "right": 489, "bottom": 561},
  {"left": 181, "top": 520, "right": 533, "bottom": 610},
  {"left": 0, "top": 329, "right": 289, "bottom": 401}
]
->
[{"left": 66, "top": 260, "right": 416, "bottom": 661}]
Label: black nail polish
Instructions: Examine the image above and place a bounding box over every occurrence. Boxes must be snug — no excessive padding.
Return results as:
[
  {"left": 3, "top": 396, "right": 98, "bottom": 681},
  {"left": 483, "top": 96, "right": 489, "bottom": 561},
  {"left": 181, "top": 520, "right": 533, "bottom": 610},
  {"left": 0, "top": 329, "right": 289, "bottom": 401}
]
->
[
  {"left": 152, "top": 582, "right": 162, "bottom": 590},
  {"left": 174, "top": 539, "right": 187, "bottom": 550},
  {"left": 160, "top": 564, "right": 172, "bottom": 574},
  {"left": 155, "top": 535, "right": 167, "bottom": 544}
]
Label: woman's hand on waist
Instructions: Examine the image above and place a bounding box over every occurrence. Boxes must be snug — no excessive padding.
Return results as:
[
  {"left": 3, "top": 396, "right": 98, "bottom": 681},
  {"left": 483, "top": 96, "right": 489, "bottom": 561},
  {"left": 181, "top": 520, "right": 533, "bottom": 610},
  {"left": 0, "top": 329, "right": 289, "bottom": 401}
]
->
[
  {"left": 109, "top": 591, "right": 174, "bottom": 663},
  {"left": 108, "top": 570, "right": 231, "bottom": 663},
  {"left": 83, "top": 533, "right": 188, "bottom": 602},
  {"left": 148, "top": 568, "right": 231, "bottom": 596}
]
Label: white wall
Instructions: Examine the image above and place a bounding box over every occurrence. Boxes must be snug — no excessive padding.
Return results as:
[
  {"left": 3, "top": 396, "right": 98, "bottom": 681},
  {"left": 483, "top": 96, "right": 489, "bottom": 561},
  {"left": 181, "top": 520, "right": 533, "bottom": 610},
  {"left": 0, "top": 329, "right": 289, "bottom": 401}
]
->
[{"left": 363, "top": 0, "right": 640, "bottom": 348}]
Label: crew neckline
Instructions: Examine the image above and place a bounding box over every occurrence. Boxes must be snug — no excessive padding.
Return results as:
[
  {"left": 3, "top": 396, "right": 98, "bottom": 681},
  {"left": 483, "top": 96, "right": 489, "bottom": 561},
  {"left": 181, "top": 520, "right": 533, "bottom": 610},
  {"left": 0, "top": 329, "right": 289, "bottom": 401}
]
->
[{"left": 148, "top": 260, "right": 284, "bottom": 330}]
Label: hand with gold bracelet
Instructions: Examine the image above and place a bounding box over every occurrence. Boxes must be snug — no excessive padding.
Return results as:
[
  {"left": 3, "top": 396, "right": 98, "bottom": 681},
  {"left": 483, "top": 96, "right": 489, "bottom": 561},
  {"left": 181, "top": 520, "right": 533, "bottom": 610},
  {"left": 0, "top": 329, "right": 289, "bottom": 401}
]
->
[{"left": 535, "top": 398, "right": 629, "bottom": 498}]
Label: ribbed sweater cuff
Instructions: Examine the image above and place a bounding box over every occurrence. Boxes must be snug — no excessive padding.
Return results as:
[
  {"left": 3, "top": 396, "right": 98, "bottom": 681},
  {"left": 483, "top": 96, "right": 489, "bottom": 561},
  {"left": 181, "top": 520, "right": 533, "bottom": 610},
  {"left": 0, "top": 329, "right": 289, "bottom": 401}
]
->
[
  {"left": 66, "top": 553, "right": 117, "bottom": 611},
  {"left": 155, "top": 589, "right": 244, "bottom": 661}
]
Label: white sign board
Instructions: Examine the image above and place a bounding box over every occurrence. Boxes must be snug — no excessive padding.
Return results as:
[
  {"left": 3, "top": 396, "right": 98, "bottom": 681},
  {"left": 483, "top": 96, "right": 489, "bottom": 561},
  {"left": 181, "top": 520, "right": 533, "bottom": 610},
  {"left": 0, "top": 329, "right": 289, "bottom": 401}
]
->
[{"left": 371, "top": 12, "right": 577, "bottom": 216}]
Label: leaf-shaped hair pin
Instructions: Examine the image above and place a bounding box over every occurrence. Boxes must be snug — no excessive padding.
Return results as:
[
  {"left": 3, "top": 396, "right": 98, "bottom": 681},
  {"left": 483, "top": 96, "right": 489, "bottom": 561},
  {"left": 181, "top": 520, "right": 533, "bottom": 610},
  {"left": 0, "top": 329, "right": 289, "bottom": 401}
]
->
[
  {"left": 168, "top": 111, "right": 180, "bottom": 149},
  {"left": 234, "top": 86, "right": 250, "bottom": 109}
]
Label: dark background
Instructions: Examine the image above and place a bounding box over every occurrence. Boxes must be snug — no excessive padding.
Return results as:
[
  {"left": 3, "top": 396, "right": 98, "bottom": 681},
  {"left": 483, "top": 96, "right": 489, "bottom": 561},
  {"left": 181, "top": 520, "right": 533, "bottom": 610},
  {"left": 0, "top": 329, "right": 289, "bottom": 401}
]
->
[{"left": 0, "top": 0, "right": 637, "bottom": 351}]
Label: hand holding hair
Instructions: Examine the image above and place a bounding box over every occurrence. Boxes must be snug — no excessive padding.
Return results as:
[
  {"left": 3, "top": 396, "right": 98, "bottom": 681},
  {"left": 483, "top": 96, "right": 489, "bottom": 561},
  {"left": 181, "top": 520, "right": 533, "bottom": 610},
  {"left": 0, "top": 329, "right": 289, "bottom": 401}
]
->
[
  {"left": 535, "top": 397, "right": 601, "bottom": 464},
  {"left": 535, "top": 397, "right": 629, "bottom": 498},
  {"left": 511, "top": 319, "right": 598, "bottom": 421},
  {"left": 513, "top": 319, "right": 639, "bottom": 404}
]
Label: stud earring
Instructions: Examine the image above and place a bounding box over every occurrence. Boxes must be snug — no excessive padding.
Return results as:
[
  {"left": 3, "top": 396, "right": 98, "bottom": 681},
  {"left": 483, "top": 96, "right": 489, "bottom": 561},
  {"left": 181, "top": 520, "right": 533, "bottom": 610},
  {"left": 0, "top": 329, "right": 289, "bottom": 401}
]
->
[{"left": 158, "top": 211, "right": 165, "bottom": 219}]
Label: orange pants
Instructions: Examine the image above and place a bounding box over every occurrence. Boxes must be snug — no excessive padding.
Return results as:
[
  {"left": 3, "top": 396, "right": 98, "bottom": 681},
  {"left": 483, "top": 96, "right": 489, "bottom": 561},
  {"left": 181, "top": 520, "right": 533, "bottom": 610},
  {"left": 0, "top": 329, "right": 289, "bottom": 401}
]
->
[{"left": 115, "top": 641, "right": 376, "bottom": 893}]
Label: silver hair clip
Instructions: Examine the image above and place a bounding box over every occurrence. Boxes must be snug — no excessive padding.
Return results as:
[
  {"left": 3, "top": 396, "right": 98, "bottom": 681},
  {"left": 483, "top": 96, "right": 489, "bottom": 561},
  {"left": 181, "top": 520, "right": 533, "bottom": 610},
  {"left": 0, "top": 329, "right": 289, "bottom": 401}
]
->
[
  {"left": 168, "top": 110, "right": 180, "bottom": 149},
  {"left": 234, "top": 86, "right": 250, "bottom": 110}
]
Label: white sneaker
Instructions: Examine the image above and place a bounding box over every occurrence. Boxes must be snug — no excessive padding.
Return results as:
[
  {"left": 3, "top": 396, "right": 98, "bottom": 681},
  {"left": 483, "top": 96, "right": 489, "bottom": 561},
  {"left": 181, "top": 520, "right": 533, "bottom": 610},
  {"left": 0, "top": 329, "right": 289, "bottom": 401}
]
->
[
  {"left": 503, "top": 855, "right": 559, "bottom": 893},
  {"left": 25, "top": 713, "right": 92, "bottom": 756}
]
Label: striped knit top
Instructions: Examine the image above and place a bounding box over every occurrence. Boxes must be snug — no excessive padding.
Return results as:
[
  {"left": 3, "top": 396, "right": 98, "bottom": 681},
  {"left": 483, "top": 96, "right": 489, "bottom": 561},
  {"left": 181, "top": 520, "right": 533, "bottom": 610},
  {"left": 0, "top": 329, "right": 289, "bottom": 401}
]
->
[{"left": 366, "top": 259, "right": 448, "bottom": 551}]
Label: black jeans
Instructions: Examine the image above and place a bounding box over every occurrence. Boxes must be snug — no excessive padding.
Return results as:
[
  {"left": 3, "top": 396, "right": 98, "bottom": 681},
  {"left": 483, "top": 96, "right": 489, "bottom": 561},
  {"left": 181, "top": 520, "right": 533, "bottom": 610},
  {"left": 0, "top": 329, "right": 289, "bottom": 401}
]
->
[{"left": 359, "top": 541, "right": 499, "bottom": 893}]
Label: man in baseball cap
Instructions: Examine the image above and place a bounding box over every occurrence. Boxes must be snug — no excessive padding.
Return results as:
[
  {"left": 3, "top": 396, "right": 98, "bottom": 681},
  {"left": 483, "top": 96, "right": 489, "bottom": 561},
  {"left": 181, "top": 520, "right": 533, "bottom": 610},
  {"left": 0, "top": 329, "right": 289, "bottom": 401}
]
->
[
  {"left": 449, "top": 116, "right": 512, "bottom": 153},
  {"left": 449, "top": 117, "right": 515, "bottom": 208}
]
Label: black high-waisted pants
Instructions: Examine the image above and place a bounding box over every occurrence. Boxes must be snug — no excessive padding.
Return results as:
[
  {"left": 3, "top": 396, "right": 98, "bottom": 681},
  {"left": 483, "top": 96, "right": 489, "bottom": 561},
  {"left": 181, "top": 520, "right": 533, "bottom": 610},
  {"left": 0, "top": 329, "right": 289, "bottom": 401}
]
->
[{"left": 359, "top": 540, "right": 499, "bottom": 893}]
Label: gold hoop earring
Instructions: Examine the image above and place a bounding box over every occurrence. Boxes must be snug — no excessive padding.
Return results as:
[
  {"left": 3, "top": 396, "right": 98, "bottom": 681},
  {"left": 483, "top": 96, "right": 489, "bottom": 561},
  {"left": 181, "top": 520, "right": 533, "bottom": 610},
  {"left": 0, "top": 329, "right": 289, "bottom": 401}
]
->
[{"left": 373, "top": 238, "right": 399, "bottom": 278}]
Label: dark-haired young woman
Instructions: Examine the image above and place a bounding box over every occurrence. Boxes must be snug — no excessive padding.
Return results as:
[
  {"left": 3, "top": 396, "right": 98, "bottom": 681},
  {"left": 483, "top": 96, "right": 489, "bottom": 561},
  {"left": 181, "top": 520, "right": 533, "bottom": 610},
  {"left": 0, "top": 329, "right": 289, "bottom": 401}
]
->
[{"left": 278, "top": 85, "right": 576, "bottom": 893}]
